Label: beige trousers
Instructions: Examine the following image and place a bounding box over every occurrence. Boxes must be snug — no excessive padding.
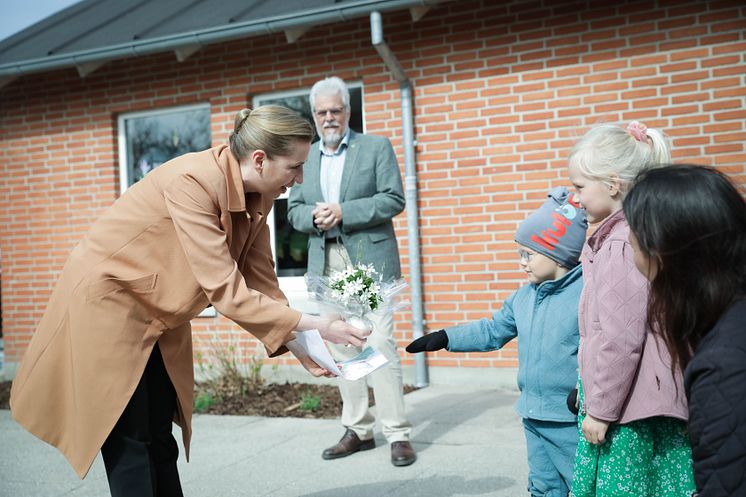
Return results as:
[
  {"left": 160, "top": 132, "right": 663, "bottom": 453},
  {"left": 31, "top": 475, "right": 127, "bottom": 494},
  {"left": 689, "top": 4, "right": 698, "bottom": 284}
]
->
[{"left": 324, "top": 242, "right": 412, "bottom": 443}]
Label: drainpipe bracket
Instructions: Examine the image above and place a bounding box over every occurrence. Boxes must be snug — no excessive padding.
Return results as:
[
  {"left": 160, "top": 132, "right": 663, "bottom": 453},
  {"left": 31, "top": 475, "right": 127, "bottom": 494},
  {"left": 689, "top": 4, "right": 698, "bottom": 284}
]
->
[
  {"left": 174, "top": 43, "right": 202, "bottom": 62},
  {"left": 284, "top": 25, "right": 312, "bottom": 43}
]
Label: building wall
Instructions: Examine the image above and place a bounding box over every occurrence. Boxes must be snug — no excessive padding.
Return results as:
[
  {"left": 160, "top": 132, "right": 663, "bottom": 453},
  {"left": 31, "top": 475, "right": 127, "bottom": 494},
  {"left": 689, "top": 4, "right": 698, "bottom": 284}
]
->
[{"left": 1, "top": 0, "right": 744, "bottom": 382}]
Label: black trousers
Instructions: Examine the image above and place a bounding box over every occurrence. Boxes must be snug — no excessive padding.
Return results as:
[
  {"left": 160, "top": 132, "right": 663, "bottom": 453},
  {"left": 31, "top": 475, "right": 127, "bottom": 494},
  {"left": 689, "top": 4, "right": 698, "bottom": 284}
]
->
[{"left": 101, "top": 343, "right": 184, "bottom": 497}]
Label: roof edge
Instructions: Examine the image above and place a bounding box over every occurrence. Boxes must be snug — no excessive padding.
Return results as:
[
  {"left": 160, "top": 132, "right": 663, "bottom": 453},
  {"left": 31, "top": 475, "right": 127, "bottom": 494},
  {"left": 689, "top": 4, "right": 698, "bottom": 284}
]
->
[{"left": 0, "top": 0, "right": 447, "bottom": 78}]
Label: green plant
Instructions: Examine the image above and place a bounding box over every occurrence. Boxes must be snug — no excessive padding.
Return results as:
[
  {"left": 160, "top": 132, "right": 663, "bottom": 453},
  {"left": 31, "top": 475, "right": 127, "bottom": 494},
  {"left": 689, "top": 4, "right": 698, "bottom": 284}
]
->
[
  {"left": 194, "top": 392, "right": 218, "bottom": 413},
  {"left": 299, "top": 392, "right": 321, "bottom": 412},
  {"left": 193, "top": 335, "right": 267, "bottom": 411}
]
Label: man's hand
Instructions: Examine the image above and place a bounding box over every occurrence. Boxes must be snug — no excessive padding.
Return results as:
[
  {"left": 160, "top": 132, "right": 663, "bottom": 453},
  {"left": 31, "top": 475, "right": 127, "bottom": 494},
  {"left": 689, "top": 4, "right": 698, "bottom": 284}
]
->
[
  {"left": 581, "top": 414, "right": 610, "bottom": 445},
  {"left": 406, "top": 329, "right": 448, "bottom": 353},
  {"left": 313, "top": 202, "right": 342, "bottom": 231}
]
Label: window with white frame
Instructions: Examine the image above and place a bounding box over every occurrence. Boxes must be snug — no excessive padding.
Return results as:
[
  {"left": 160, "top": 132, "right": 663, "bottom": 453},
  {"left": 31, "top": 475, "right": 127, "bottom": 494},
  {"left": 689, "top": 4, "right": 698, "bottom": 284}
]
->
[
  {"left": 117, "top": 103, "right": 215, "bottom": 316},
  {"left": 253, "top": 84, "right": 364, "bottom": 311},
  {"left": 117, "top": 104, "right": 211, "bottom": 192}
]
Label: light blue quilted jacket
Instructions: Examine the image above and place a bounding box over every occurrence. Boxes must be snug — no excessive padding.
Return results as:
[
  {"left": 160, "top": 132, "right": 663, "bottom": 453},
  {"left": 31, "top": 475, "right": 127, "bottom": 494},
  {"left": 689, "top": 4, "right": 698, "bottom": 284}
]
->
[{"left": 445, "top": 264, "right": 582, "bottom": 422}]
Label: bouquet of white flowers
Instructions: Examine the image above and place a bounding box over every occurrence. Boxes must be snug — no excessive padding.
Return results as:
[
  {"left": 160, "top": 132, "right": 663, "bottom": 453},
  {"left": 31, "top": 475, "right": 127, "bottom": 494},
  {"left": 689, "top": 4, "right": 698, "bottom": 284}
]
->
[
  {"left": 306, "top": 264, "right": 409, "bottom": 329},
  {"left": 298, "top": 265, "right": 408, "bottom": 380}
]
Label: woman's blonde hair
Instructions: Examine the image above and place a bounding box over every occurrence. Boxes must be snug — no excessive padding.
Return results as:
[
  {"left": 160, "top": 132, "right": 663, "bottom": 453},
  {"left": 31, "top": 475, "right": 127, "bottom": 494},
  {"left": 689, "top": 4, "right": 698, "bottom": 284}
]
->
[
  {"left": 569, "top": 122, "right": 672, "bottom": 193},
  {"left": 229, "top": 105, "right": 314, "bottom": 160}
]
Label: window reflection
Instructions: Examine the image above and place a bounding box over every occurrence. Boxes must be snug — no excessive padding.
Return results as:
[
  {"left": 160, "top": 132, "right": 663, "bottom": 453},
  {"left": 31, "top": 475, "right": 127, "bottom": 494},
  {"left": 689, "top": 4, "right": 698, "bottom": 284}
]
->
[
  {"left": 123, "top": 106, "right": 211, "bottom": 187},
  {"left": 273, "top": 198, "right": 309, "bottom": 277}
]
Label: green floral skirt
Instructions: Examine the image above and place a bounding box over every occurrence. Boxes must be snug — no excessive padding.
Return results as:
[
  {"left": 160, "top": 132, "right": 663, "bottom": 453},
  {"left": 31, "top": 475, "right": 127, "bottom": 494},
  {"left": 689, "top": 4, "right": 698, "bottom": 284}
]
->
[{"left": 571, "top": 380, "right": 696, "bottom": 497}]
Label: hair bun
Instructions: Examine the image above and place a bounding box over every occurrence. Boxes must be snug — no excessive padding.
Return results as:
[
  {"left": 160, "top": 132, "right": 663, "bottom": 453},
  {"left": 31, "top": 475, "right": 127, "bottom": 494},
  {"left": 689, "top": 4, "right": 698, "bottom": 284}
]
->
[{"left": 234, "top": 109, "right": 251, "bottom": 133}]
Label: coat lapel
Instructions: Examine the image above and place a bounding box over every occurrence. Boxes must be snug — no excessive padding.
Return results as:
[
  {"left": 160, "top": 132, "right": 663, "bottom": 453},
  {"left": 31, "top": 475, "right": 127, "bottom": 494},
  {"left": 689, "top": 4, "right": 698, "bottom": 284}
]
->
[
  {"left": 307, "top": 146, "right": 324, "bottom": 203},
  {"left": 339, "top": 131, "right": 359, "bottom": 202},
  {"left": 213, "top": 146, "right": 248, "bottom": 250}
]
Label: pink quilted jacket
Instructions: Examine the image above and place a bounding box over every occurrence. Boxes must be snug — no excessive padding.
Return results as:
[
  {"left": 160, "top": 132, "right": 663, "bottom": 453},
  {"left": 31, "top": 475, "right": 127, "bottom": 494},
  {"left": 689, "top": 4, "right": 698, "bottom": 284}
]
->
[{"left": 578, "top": 209, "right": 688, "bottom": 424}]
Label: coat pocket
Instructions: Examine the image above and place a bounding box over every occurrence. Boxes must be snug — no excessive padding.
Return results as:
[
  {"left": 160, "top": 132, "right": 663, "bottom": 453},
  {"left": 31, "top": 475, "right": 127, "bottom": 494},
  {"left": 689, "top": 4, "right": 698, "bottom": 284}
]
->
[
  {"left": 369, "top": 231, "right": 390, "bottom": 243},
  {"left": 85, "top": 273, "right": 158, "bottom": 302}
]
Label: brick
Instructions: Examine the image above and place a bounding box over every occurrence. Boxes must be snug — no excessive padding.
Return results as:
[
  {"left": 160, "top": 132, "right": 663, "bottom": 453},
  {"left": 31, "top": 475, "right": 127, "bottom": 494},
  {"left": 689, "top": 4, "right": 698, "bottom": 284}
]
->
[
  {"left": 662, "top": 105, "right": 699, "bottom": 116},
  {"left": 710, "top": 41, "right": 746, "bottom": 55},
  {"left": 632, "top": 76, "right": 669, "bottom": 88},
  {"left": 703, "top": 122, "right": 743, "bottom": 134},
  {"left": 713, "top": 65, "right": 746, "bottom": 77},
  {"left": 660, "top": 61, "right": 698, "bottom": 73},
  {"left": 701, "top": 77, "right": 742, "bottom": 90},
  {"left": 714, "top": 110, "right": 746, "bottom": 121},
  {"left": 701, "top": 55, "right": 741, "bottom": 68},
  {"left": 703, "top": 99, "right": 743, "bottom": 112}
]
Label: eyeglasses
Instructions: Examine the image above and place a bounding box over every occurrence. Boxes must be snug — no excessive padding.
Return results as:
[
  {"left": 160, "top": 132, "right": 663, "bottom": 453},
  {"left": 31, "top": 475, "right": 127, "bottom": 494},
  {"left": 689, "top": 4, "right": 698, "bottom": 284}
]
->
[
  {"left": 314, "top": 107, "right": 345, "bottom": 119},
  {"left": 518, "top": 249, "right": 535, "bottom": 263}
]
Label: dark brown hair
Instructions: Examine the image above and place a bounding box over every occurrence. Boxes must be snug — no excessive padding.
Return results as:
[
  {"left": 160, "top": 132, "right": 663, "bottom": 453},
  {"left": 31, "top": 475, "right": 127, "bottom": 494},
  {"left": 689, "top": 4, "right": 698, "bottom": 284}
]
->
[{"left": 623, "top": 164, "right": 746, "bottom": 371}]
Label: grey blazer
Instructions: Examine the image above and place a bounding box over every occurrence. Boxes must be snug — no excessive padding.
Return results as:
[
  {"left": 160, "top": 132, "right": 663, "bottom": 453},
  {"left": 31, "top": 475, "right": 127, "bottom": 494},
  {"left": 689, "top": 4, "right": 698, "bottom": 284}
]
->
[{"left": 287, "top": 130, "right": 405, "bottom": 282}]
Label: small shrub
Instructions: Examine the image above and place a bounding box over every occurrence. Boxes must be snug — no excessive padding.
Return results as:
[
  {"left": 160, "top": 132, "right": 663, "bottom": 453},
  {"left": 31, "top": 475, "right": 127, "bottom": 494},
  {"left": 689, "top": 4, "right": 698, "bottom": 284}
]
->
[
  {"left": 194, "top": 392, "right": 217, "bottom": 413},
  {"left": 194, "top": 335, "right": 266, "bottom": 412},
  {"left": 299, "top": 392, "right": 321, "bottom": 412}
]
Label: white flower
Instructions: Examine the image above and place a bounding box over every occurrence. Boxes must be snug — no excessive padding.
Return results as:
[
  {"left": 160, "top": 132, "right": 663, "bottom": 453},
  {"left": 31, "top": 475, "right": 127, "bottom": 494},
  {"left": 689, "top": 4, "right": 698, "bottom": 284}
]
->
[{"left": 326, "top": 263, "right": 383, "bottom": 313}]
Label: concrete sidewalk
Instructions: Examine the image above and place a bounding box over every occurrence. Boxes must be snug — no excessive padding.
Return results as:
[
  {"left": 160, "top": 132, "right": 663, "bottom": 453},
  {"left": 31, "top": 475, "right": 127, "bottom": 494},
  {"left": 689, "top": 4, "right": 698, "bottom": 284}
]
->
[{"left": 0, "top": 384, "right": 528, "bottom": 497}]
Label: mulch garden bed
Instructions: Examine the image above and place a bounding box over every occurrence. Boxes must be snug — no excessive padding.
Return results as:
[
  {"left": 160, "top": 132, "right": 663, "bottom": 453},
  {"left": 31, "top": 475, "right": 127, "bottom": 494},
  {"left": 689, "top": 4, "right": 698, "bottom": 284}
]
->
[{"left": 0, "top": 380, "right": 417, "bottom": 419}]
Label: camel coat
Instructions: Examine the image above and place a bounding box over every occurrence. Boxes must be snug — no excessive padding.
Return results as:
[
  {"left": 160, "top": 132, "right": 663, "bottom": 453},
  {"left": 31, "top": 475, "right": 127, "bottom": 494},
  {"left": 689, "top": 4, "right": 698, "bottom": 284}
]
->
[{"left": 10, "top": 145, "right": 301, "bottom": 478}]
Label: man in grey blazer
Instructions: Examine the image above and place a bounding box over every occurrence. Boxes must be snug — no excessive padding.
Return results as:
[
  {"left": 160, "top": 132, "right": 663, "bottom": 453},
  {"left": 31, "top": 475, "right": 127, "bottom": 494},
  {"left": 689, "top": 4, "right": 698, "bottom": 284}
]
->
[{"left": 287, "top": 77, "right": 416, "bottom": 467}]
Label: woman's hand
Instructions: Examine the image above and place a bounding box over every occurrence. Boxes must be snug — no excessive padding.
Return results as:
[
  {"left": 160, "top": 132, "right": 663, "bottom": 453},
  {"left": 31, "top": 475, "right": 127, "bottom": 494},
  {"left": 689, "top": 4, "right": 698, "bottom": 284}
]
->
[
  {"left": 286, "top": 339, "right": 335, "bottom": 378},
  {"left": 318, "top": 316, "right": 370, "bottom": 346},
  {"left": 581, "top": 414, "right": 610, "bottom": 445},
  {"left": 295, "top": 313, "right": 371, "bottom": 347}
]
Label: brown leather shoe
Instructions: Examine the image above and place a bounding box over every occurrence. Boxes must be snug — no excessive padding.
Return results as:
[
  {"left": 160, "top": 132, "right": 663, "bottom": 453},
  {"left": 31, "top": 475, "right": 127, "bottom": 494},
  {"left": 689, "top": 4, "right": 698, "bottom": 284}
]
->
[
  {"left": 322, "top": 429, "right": 375, "bottom": 460},
  {"left": 390, "top": 441, "right": 417, "bottom": 467}
]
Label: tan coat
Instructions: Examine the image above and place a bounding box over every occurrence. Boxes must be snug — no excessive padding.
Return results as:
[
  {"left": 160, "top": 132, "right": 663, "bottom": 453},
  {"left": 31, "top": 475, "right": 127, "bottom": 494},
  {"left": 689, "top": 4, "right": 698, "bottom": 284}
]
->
[{"left": 10, "top": 145, "right": 301, "bottom": 478}]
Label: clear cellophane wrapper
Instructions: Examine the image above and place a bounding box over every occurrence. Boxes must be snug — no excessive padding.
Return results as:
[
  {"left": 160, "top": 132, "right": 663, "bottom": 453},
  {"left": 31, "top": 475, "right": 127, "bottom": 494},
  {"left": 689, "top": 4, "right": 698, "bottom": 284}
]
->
[{"left": 305, "top": 266, "right": 410, "bottom": 326}]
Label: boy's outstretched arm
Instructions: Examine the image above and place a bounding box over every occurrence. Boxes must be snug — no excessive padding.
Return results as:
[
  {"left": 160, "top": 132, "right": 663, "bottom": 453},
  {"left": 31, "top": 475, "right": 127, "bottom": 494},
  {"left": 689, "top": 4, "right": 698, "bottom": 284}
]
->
[
  {"left": 408, "top": 291, "right": 519, "bottom": 354},
  {"left": 406, "top": 330, "right": 448, "bottom": 353}
]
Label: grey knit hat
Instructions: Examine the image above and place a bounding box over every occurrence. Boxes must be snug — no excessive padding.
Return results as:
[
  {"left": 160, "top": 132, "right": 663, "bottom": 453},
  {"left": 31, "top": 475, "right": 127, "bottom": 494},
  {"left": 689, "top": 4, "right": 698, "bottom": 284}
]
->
[{"left": 515, "top": 187, "right": 588, "bottom": 268}]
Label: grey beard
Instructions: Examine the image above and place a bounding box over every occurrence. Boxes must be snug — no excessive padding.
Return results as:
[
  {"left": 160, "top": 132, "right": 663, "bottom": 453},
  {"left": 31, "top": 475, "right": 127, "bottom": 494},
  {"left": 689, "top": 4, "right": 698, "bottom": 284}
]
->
[{"left": 321, "top": 132, "right": 343, "bottom": 149}]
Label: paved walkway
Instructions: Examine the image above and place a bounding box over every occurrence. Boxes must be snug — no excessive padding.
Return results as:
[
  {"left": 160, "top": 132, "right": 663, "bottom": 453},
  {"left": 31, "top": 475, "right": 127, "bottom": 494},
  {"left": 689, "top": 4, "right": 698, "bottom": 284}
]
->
[{"left": 0, "top": 384, "right": 528, "bottom": 496}]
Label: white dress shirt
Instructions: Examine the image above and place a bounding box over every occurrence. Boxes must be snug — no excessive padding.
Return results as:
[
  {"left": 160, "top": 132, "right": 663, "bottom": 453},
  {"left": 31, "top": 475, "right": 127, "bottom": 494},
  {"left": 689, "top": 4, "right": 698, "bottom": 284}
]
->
[{"left": 319, "top": 130, "right": 350, "bottom": 239}]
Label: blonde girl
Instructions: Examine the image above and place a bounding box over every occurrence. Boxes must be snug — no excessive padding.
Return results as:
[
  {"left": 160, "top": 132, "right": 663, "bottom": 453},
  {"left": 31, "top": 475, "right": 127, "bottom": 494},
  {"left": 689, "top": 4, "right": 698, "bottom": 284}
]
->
[{"left": 567, "top": 122, "right": 695, "bottom": 497}]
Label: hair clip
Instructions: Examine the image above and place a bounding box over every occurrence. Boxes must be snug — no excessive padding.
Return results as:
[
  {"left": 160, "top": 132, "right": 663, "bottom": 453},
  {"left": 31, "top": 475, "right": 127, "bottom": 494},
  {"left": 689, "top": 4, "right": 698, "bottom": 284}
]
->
[{"left": 626, "top": 121, "right": 649, "bottom": 142}]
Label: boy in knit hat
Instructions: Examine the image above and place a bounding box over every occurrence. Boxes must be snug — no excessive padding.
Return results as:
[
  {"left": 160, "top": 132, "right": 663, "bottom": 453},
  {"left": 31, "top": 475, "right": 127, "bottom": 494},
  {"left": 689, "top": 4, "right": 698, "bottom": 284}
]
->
[{"left": 407, "top": 187, "right": 587, "bottom": 497}]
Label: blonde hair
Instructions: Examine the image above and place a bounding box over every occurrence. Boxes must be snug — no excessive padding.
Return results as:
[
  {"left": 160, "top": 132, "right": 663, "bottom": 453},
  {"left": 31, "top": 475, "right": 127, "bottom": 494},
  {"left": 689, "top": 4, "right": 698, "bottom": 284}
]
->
[
  {"left": 229, "top": 105, "right": 314, "bottom": 160},
  {"left": 569, "top": 122, "right": 671, "bottom": 193}
]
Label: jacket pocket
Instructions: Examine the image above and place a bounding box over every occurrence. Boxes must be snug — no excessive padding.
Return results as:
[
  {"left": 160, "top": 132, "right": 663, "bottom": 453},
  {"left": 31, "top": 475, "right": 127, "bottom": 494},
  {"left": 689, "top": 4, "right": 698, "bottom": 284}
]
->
[
  {"left": 369, "top": 232, "right": 390, "bottom": 243},
  {"left": 85, "top": 274, "right": 158, "bottom": 302}
]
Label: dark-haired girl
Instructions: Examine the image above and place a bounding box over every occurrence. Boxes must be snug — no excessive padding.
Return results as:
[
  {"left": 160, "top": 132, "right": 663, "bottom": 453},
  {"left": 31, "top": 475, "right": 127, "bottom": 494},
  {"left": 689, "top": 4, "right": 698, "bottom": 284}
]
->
[{"left": 624, "top": 164, "right": 746, "bottom": 497}]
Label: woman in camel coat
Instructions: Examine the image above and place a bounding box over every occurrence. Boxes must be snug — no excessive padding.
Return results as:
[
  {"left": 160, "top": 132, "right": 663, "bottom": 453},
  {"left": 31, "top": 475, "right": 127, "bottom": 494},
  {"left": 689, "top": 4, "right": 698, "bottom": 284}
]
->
[{"left": 10, "top": 105, "right": 369, "bottom": 497}]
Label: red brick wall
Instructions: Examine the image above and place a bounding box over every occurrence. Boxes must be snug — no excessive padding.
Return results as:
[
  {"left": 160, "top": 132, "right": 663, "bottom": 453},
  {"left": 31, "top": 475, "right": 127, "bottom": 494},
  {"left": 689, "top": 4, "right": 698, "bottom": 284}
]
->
[{"left": 1, "top": 0, "right": 744, "bottom": 375}]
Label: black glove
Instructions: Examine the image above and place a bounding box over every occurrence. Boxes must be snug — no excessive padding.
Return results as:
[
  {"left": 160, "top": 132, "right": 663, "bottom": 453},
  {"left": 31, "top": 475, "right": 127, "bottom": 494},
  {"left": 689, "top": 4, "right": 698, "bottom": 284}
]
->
[
  {"left": 566, "top": 388, "right": 579, "bottom": 415},
  {"left": 406, "top": 329, "right": 448, "bottom": 353}
]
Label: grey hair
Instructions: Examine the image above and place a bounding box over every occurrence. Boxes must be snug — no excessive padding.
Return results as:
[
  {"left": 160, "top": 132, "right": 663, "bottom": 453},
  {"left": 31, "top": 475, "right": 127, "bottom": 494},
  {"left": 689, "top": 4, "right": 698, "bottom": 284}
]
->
[
  {"left": 569, "top": 123, "right": 672, "bottom": 193},
  {"left": 309, "top": 76, "right": 350, "bottom": 112}
]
